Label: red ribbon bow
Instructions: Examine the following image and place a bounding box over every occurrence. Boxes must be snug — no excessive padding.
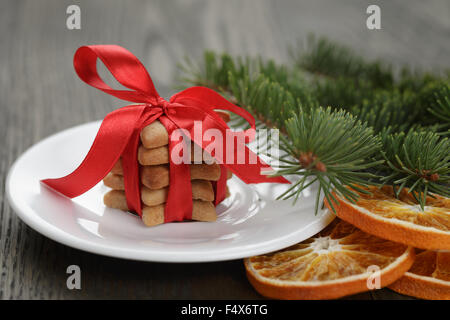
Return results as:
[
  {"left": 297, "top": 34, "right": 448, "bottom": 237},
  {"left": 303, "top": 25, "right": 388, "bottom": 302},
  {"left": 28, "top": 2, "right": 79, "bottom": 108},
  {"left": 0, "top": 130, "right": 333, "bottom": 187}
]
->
[{"left": 42, "top": 45, "right": 289, "bottom": 222}]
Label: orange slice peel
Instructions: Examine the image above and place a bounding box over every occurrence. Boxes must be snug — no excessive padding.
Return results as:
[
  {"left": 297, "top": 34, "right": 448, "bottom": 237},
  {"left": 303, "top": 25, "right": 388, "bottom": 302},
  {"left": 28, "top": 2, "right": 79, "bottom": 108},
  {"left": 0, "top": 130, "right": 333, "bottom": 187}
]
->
[
  {"left": 327, "top": 186, "right": 450, "bottom": 250},
  {"left": 244, "top": 219, "right": 415, "bottom": 300},
  {"left": 389, "top": 249, "right": 450, "bottom": 300}
]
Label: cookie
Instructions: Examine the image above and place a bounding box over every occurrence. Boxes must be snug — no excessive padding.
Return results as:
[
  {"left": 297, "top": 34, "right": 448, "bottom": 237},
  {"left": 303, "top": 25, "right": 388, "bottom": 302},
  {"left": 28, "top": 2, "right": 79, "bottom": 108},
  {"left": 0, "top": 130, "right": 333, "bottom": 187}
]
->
[
  {"left": 104, "top": 179, "right": 214, "bottom": 207},
  {"left": 111, "top": 160, "right": 123, "bottom": 175},
  {"left": 139, "top": 111, "right": 230, "bottom": 149},
  {"left": 190, "top": 200, "right": 217, "bottom": 222},
  {"left": 103, "top": 189, "right": 128, "bottom": 211},
  {"left": 103, "top": 172, "right": 125, "bottom": 190},
  {"left": 137, "top": 143, "right": 215, "bottom": 166},
  {"left": 103, "top": 191, "right": 217, "bottom": 227},
  {"left": 138, "top": 145, "right": 169, "bottom": 166},
  {"left": 141, "top": 204, "right": 165, "bottom": 226},
  {"left": 141, "top": 179, "right": 214, "bottom": 206},
  {"left": 140, "top": 120, "right": 169, "bottom": 149},
  {"left": 107, "top": 163, "right": 231, "bottom": 190},
  {"left": 188, "top": 163, "right": 221, "bottom": 181},
  {"left": 141, "top": 163, "right": 221, "bottom": 190},
  {"left": 141, "top": 200, "right": 217, "bottom": 226}
]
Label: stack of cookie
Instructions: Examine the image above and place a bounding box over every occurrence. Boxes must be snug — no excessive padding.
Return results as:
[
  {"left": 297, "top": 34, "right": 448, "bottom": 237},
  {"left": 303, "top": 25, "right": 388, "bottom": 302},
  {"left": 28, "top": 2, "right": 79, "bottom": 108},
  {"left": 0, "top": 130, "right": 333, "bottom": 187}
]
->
[{"left": 102, "top": 112, "right": 231, "bottom": 227}]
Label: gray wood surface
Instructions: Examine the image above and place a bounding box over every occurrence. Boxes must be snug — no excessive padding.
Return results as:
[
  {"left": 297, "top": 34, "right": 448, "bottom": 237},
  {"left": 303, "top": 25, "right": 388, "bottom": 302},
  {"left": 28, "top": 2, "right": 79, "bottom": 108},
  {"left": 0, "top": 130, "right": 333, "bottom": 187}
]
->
[{"left": 1, "top": 0, "right": 448, "bottom": 300}]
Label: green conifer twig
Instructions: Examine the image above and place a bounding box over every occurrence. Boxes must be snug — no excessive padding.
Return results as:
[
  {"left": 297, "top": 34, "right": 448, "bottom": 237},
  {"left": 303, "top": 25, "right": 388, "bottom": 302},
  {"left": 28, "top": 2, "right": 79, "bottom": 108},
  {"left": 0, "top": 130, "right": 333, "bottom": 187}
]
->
[{"left": 176, "top": 37, "right": 450, "bottom": 212}]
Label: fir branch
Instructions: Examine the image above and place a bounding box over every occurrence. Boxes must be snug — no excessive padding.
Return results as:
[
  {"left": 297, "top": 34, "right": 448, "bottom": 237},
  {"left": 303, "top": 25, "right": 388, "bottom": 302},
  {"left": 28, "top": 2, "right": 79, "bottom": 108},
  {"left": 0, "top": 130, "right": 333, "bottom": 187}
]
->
[
  {"left": 310, "top": 77, "right": 375, "bottom": 111},
  {"left": 293, "top": 35, "right": 449, "bottom": 127},
  {"left": 177, "top": 50, "right": 302, "bottom": 93},
  {"left": 292, "top": 35, "right": 394, "bottom": 89},
  {"left": 176, "top": 37, "right": 450, "bottom": 211},
  {"left": 350, "top": 89, "right": 418, "bottom": 133},
  {"left": 379, "top": 129, "right": 450, "bottom": 208},
  {"left": 428, "top": 82, "right": 450, "bottom": 126},
  {"left": 275, "top": 107, "right": 383, "bottom": 214}
]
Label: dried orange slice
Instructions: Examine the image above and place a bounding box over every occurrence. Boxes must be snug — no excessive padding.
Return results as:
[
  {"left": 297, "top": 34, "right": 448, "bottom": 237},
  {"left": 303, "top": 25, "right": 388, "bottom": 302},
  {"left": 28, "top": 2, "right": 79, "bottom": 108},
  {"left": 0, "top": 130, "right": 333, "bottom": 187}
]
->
[
  {"left": 244, "top": 219, "right": 415, "bottom": 299},
  {"left": 328, "top": 186, "right": 450, "bottom": 250},
  {"left": 389, "top": 250, "right": 450, "bottom": 300}
]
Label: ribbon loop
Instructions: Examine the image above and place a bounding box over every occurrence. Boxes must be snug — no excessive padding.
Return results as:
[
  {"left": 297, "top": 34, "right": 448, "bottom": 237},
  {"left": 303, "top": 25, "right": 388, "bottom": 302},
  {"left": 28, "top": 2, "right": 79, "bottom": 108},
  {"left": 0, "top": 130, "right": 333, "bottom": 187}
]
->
[{"left": 74, "top": 45, "right": 160, "bottom": 103}]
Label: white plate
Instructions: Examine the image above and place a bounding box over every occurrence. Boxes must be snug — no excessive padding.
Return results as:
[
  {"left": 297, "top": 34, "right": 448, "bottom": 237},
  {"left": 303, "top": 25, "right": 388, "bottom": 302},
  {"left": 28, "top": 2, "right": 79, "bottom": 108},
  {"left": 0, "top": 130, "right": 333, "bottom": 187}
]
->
[{"left": 6, "top": 121, "right": 334, "bottom": 262}]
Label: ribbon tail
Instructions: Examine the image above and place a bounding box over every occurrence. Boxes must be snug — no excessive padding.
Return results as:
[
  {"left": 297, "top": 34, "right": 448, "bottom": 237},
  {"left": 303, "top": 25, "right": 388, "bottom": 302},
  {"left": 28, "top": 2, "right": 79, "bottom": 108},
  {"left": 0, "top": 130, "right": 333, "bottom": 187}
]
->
[
  {"left": 121, "top": 126, "right": 143, "bottom": 216},
  {"left": 223, "top": 147, "right": 290, "bottom": 185},
  {"left": 122, "top": 110, "right": 163, "bottom": 216},
  {"left": 159, "top": 116, "right": 193, "bottom": 222},
  {"left": 213, "top": 164, "right": 228, "bottom": 206},
  {"left": 41, "top": 106, "right": 147, "bottom": 198}
]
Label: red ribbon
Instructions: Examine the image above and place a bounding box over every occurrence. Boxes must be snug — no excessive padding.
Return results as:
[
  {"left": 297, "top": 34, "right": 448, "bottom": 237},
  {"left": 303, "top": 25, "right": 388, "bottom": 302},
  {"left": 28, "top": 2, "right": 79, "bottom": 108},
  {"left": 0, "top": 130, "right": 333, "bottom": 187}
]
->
[{"left": 42, "top": 45, "right": 289, "bottom": 222}]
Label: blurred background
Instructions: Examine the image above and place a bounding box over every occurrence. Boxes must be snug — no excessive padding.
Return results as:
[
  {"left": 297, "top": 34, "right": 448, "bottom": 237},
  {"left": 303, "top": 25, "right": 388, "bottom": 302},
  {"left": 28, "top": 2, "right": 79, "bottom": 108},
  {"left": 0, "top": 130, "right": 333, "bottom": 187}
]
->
[
  {"left": 2, "top": 1, "right": 450, "bottom": 123},
  {"left": 1, "top": 0, "right": 449, "bottom": 299}
]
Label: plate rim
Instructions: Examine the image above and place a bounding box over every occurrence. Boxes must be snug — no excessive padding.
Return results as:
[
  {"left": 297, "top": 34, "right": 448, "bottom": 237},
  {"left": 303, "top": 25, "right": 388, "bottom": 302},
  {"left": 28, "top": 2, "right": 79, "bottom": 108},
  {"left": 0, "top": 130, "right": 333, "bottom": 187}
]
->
[{"left": 6, "top": 121, "right": 335, "bottom": 263}]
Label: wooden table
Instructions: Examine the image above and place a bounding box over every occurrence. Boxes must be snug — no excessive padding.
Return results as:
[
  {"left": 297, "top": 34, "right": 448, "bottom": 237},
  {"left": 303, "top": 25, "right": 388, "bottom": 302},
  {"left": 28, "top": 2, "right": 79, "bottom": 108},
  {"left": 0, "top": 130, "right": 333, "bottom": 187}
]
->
[{"left": 1, "top": 0, "right": 448, "bottom": 299}]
